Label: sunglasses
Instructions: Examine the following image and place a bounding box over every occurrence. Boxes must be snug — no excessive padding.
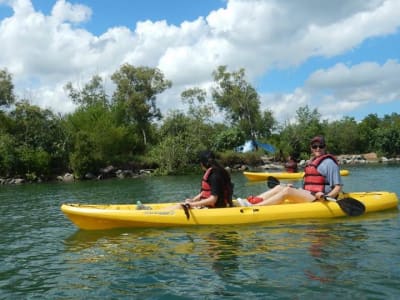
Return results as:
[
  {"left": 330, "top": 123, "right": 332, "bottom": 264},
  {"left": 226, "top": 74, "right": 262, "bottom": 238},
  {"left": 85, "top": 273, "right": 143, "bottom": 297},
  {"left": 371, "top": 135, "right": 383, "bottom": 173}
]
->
[{"left": 311, "top": 144, "right": 325, "bottom": 149}]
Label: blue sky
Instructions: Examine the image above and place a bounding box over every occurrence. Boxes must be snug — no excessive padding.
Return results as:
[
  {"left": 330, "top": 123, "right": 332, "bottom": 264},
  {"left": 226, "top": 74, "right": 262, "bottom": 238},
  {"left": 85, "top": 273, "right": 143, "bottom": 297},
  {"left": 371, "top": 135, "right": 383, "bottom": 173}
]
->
[
  {"left": 23, "top": 0, "right": 226, "bottom": 34},
  {"left": 0, "top": 0, "right": 399, "bottom": 123}
]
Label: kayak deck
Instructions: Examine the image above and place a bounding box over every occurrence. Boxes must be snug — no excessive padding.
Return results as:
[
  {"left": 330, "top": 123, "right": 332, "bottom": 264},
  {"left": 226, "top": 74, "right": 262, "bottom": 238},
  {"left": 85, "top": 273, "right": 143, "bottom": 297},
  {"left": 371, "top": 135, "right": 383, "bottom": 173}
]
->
[{"left": 61, "top": 191, "right": 398, "bottom": 230}]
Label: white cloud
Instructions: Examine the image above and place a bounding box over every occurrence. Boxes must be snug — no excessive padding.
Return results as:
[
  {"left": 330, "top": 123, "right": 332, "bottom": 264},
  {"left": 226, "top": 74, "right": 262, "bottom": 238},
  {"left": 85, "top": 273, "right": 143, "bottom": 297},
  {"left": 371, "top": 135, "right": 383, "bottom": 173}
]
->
[
  {"left": 306, "top": 59, "right": 400, "bottom": 103},
  {"left": 265, "top": 59, "right": 400, "bottom": 122},
  {"left": 51, "top": 0, "right": 91, "bottom": 24},
  {"left": 0, "top": 0, "right": 399, "bottom": 121}
]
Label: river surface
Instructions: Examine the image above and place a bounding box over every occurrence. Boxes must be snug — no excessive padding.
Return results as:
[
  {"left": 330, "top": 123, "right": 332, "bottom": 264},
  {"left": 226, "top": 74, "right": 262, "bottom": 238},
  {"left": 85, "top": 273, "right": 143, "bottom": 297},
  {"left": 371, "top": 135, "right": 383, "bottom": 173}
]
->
[{"left": 1, "top": 164, "right": 399, "bottom": 299}]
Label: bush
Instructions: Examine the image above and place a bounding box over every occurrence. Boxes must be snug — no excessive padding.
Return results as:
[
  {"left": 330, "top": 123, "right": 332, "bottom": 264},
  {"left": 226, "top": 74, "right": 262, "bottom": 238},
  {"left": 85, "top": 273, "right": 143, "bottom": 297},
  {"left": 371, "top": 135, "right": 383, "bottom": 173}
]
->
[{"left": 218, "top": 150, "right": 264, "bottom": 167}]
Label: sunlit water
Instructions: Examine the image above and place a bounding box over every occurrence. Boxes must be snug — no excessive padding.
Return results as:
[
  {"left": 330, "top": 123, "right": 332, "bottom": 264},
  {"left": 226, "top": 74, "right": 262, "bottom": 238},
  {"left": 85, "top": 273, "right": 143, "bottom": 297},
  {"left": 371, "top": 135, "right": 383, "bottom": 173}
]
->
[{"left": 0, "top": 164, "right": 399, "bottom": 299}]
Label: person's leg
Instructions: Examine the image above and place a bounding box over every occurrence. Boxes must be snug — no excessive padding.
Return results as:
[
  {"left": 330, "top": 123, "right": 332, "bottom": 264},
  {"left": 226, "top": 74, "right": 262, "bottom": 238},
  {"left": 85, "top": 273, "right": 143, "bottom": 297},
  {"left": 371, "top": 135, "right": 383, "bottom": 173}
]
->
[
  {"left": 254, "top": 186, "right": 290, "bottom": 205},
  {"left": 256, "top": 185, "right": 285, "bottom": 199},
  {"left": 254, "top": 186, "right": 315, "bottom": 206},
  {"left": 285, "top": 188, "right": 316, "bottom": 203},
  {"left": 164, "top": 203, "right": 184, "bottom": 210}
]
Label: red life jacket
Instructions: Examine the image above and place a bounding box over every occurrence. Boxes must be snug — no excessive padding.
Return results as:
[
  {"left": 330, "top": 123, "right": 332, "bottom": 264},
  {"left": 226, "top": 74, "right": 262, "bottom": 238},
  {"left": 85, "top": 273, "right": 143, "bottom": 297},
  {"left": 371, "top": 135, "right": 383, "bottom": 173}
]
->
[
  {"left": 303, "top": 154, "right": 338, "bottom": 193},
  {"left": 201, "top": 168, "right": 213, "bottom": 199},
  {"left": 201, "top": 168, "right": 232, "bottom": 207},
  {"left": 285, "top": 160, "right": 298, "bottom": 173}
]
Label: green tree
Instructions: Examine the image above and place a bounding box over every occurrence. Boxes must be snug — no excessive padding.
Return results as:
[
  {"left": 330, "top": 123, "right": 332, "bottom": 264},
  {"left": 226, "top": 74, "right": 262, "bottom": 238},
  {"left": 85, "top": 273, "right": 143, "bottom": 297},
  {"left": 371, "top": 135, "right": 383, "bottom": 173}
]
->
[
  {"left": 10, "top": 101, "right": 64, "bottom": 150},
  {"left": 0, "top": 69, "right": 15, "bottom": 108},
  {"left": 0, "top": 133, "right": 18, "bottom": 177},
  {"left": 149, "top": 134, "right": 191, "bottom": 175},
  {"left": 69, "top": 131, "right": 97, "bottom": 179},
  {"left": 111, "top": 64, "right": 172, "bottom": 146},
  {"left": 279, "top": 105, "right": 323, "bottom": 158},
  {"left": 8, "top": 101, "right": 67, "bottom": 178},
  {"left": 358, "top": 113, "right": 381, "bottom": 152},
  {"left": 181, "top": 87, "right": 214, "bottom": 122},
  {"left": 374, "top": 113, "right": 400, "bottom": 156},
  {"left": 325, "top": 117, "right": 361, "bottom": 154},
  {"left": 212, "top": 66, "right": 263, "bottom": 139},
  {"left": 258, "top": 109, "right": 276, "bottom": 139},
  {"left": 16, "top": 145, "right": 51, "bottom": 180},
  {"left": 153, "top": 110, "right": 215, "bottom": 174},
  {"left": 64, "top": 75, "right": 108, "bottom": 108},
  {"left": 212, "top": 126, "right": 245, "bottom": 151},
  {"left": 0, "top": 69, "right": 16, "bottom": 135},
  {"left": 66, "top": 102, "right": 139, "bottom": 177}
]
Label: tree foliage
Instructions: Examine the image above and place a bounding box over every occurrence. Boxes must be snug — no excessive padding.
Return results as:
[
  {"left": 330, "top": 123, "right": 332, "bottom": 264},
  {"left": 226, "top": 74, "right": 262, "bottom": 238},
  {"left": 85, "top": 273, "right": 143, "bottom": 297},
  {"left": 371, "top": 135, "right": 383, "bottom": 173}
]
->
[
  {"left": 212, "top": 66, "right": 264, "bottom": 139},
  {"left": 0, "top": 69, "right": 15, "bottom": 108},
  {"left": 181, "top": 87, "right": 213, "bottom": 122},
  {"left": 0, "top": 66, "right": 399, "bottom": 181},
  {"left": 111, "top": 64, "right": 172, "bottom": 145},
  {"left": 65, "top": 75, "right": 108, "bottom": 108},
  {"left": 152, "top": 110, "right": 214, "bottom": 174},
  {"left": 65, "top": 100, "right": 140, "bottom": 178},
  {"left": 0, "top": 101, "right": 66, "bottom": 178}
]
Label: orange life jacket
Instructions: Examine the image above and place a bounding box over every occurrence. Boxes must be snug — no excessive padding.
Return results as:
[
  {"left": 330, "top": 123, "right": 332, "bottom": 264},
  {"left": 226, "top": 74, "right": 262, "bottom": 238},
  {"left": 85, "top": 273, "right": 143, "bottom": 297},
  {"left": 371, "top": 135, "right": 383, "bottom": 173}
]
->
[{"left": 303, "top": 154, "right": 338, "bottom": 193}]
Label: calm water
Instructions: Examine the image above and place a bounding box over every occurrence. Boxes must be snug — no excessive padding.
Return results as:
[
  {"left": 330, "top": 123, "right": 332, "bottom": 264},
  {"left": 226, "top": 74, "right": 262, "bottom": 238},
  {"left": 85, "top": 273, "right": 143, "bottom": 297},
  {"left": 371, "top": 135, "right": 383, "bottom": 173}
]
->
[{"left": 1, "top": 164, "right": 399, "bottom": 299}]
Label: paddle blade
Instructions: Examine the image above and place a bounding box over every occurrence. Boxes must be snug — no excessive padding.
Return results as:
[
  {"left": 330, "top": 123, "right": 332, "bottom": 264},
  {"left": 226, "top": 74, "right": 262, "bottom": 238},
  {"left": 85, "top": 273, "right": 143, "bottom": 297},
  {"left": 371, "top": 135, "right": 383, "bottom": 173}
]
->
[
  {"left": 267, "top": 176, "right": 280, "bottom": 189},
  {"left": 337, "top": 198, "right": 366, "bottom": 216}
]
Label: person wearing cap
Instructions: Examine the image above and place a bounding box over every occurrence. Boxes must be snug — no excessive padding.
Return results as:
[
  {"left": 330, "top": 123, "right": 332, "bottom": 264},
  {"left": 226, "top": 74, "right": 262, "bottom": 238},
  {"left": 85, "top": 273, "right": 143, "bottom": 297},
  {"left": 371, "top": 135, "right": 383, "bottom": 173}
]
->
[
  {"left": 167, "top": 150, "right": 234, "bottom": 209},
  {"left": 247, "top": 135, "right": 342, "bottom": 206}
]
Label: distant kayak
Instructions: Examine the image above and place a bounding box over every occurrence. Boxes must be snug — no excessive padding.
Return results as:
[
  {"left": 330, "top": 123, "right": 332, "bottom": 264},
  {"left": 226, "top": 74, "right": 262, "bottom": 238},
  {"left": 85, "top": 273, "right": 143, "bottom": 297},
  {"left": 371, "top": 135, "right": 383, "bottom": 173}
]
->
[{"left": 243, "top": 170, "right": 350, "bottom": 181}]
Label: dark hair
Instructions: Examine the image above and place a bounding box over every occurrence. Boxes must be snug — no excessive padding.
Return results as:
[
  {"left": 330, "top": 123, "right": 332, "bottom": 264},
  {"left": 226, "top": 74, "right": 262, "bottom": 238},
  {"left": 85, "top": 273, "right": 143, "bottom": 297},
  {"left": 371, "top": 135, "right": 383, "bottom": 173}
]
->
[{"left": 199, "top": 150, "right": 216, "bottom": 168}]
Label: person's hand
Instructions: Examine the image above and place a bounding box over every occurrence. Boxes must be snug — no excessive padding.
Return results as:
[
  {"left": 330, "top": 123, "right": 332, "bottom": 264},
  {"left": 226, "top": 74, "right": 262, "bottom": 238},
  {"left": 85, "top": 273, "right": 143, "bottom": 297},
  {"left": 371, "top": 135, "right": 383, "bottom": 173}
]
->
[
  {"left": 184, "top": 198, "right": 193, "bottom": 203},
  {"left": 183, "top": 202, "right": 192, "bottom": 208},
  {"left": 315, "top": 192, "right": 324, "bottom": 200}
]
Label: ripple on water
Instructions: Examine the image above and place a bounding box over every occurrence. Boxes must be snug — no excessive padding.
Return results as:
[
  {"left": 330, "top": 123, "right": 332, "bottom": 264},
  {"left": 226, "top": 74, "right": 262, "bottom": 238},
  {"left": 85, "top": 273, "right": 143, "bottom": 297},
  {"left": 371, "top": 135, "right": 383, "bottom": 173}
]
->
[{"left": 0, "top": 166, "right": 399, "bottom": 298}]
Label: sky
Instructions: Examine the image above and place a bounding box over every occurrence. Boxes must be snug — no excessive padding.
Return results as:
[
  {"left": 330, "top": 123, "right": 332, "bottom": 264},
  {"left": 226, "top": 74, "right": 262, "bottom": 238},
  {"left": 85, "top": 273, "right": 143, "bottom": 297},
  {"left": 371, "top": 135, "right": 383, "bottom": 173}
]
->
[{"left": 0, "top": 0, "right": 399, "bottom": 124}]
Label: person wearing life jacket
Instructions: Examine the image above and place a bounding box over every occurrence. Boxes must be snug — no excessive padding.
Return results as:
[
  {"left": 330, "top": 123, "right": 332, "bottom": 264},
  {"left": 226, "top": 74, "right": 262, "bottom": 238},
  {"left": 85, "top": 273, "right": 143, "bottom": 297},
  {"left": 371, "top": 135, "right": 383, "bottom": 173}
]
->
[
  {"left": 303, "top": 153, "right": 338, "bottom": 194},
  {"left": 168, "top": 150, "right": 234, "bottom": 210},
  {"left": 245, "top": 135, "right": 342, "bottom": 206},
  {"left": 285, "top": 154, "right": 298, "bottom": 173}
]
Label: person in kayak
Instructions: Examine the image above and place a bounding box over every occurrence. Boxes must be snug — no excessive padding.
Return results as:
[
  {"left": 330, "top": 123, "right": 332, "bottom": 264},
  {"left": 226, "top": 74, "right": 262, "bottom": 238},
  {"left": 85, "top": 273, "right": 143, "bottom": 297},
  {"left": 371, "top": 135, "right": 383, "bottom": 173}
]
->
[
  {"left": 168, "top": 150, "right": 234, "bottom": 209},
  {"left": 246, "top": 135, "right": 342, "bottom": 206},
  {"left": 284, "top": 154, "right": 298, "bottom": 173}
]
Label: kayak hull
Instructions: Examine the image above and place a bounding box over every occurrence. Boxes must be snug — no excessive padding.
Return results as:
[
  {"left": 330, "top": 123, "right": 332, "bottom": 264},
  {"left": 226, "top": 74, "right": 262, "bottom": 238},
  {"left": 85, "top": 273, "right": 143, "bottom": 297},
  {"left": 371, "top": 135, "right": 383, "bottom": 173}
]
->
[
  {"left": 61, "top": 191, "right": 398, "bottom": 230},
  {"left": 243, "top": 170, "right": 350, "bottom": 181}
]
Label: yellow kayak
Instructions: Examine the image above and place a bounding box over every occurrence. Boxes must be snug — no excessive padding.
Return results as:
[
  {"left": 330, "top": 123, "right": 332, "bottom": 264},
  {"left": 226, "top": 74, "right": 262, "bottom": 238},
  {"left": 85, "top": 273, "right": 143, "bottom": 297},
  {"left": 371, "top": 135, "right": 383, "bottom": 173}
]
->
[
  {"left": 243, "top": 169, "right": 350, "bottom": 181},
  {"left": 61, "top": 191, "right": 398, "bottom": 230}
]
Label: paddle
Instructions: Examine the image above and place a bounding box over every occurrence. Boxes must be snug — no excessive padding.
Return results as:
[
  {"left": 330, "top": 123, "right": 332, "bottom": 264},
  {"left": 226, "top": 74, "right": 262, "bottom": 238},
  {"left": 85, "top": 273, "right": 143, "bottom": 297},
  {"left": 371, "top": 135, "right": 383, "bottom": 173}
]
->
[
  {"left": 181, "top": 203, "right": 191, "bottom": 220},
  {"left": 266, "top": 176, "right": 365, "bottom": 216}
]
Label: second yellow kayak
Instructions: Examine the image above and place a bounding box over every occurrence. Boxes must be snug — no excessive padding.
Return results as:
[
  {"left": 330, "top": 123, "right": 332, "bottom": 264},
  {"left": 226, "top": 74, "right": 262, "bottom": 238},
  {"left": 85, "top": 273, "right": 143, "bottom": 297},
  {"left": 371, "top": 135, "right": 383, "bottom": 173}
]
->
[{"left": 243, "top": 170, "right": 350, "bottom": 181}]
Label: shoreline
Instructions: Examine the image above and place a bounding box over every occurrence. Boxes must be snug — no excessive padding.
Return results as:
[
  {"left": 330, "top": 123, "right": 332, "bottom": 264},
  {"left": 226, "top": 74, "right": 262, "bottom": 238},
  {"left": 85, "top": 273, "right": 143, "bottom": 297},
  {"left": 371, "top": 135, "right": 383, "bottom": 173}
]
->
[{"left": 1, "top": 153, "right": 399, "bottom": 185}]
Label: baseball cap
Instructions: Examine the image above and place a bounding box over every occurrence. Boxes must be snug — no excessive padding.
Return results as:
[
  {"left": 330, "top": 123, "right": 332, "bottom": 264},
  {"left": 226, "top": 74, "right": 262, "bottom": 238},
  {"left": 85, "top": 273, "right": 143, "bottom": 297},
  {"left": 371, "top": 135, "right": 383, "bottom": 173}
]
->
[{"left": 310, "top": 136, "right": 326, "bottom": 145}]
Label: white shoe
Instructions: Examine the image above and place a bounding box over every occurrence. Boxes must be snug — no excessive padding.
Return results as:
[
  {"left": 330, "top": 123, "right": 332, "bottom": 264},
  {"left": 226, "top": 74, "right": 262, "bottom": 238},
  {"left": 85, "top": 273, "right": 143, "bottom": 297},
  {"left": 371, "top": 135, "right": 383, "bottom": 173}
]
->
[{"left": 237, "top": 198, "right": 251, "bottom": 207}]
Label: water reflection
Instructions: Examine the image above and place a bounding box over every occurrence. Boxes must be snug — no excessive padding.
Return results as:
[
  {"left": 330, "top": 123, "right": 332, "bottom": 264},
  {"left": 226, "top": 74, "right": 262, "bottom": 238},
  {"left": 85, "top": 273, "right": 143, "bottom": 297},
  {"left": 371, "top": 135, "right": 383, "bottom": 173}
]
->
[
  {"left": 303, "top": 222, "right": 369, "bottom": 284},
  {"left": 58, "top": 212, "right": 398, "bottom": 298},
  {"left": 205, "top": 231, "right": 241, "bottom": 280}
]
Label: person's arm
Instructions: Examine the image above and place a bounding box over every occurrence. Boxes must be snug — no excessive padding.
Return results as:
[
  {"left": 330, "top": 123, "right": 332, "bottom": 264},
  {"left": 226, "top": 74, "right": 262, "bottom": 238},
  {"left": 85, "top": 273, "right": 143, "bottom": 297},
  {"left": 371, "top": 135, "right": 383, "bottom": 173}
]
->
[
  {"left": 316, "top": 159, "right": 343, "bottom": 199},
  {"left": 326, "top": 184, "right": 341, "bottom": 198},
  {"left": 187, "top": 172, "right": 221, "bottom": 207},
  {"left": 187, "top": 195, "right": 218, "bottom": 208},
  {"left": 185, "top": 192, "right": 202, "bottom": 203},
  {"left": 314, "top": 184, "right": 341, "bottom": 199}
]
